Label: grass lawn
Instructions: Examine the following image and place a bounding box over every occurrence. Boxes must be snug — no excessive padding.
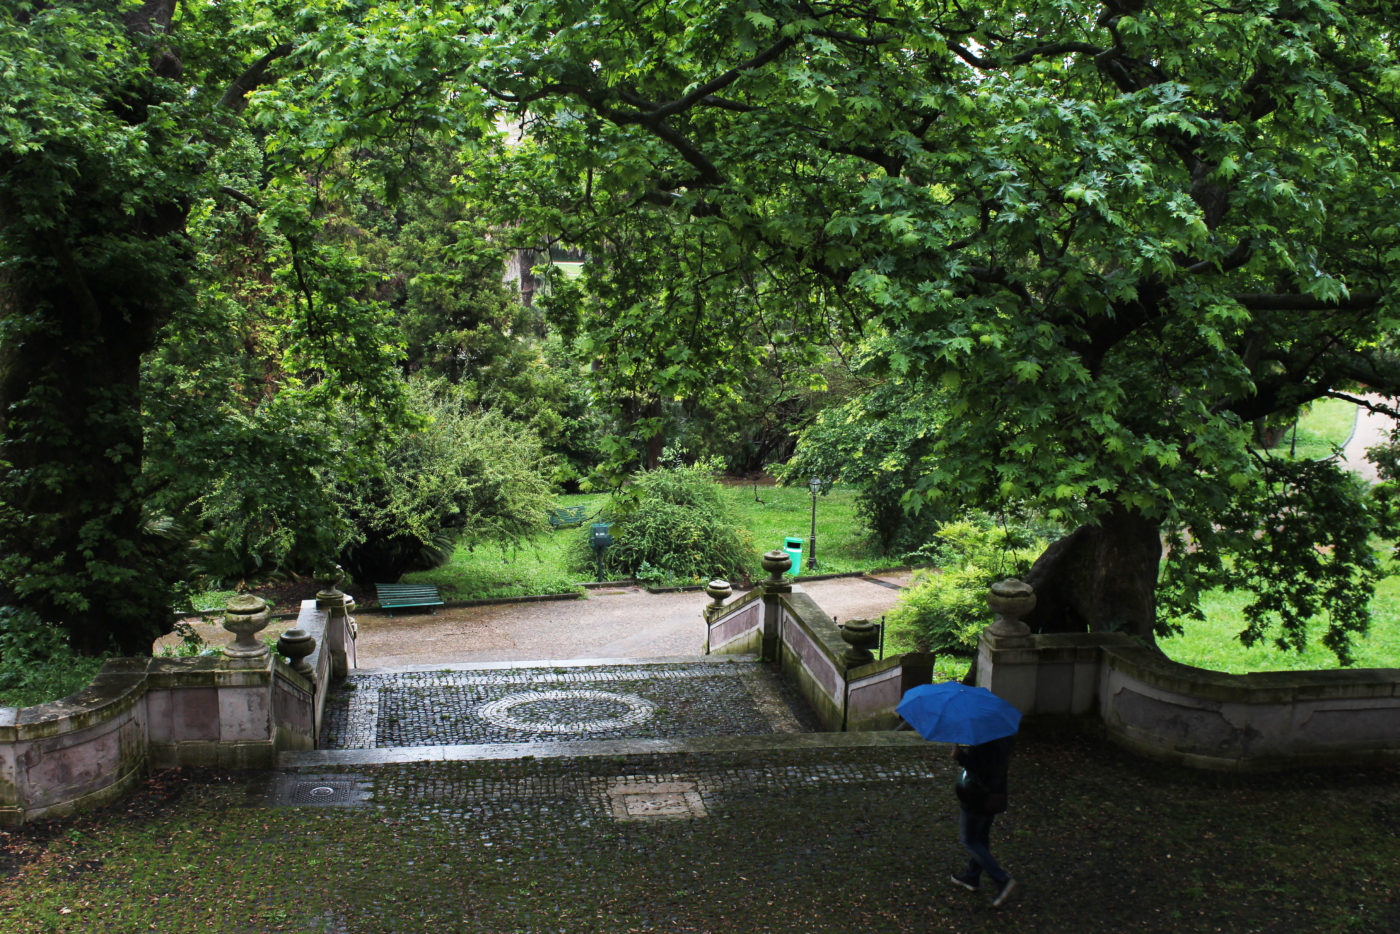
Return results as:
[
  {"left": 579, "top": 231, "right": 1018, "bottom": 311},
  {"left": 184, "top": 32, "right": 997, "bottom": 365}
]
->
[
  {"left": 1276, "top": 396, "right": 1357, "bottom": 461},
  {"left": 714, "top": 481, "right": 889, "bottom": 575},
  {"left": 402, "top": 493, "right": 611, "bottom": 599},
  {"left": 405, "top": 483, "right": 892, "bottom": 602},
  {"left": 1160, "top": 571, "right": 1400, "bottom": 673}
]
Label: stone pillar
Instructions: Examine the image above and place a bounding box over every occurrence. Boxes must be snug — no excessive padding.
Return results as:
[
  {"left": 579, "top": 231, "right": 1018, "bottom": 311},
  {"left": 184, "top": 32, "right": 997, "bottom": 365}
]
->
[
  {"left": 316, "top": 566, "right": 355, "bottom": 678},
  {"left": 976, "top": 579, "right": 1039, "bottom": 713},
  {"left": 759, "top": 551, "right": 792, "bottom": 662},
  {"left": 702, "top": 579, "right": 732, "bottom": 654}
]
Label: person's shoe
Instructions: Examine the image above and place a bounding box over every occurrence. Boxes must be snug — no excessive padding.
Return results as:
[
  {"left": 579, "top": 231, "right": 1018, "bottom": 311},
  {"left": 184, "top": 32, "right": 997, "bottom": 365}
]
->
[
  {"left": 992, "top": 877, "right": 1017, "bottom": 907},
  {"left": 949, "top": 873, "right": 978, "bottom": 892}
]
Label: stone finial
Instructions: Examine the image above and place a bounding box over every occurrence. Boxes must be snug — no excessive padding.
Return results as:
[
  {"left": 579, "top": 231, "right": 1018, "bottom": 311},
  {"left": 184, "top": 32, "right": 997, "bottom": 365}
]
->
[
  {"left": 276, "top": 628, "right": 317, "bottom": 676},
  {"left": 760, "top": 550, "right": 792, "bottom": 593},
  {"left": 222, "top": 594, "right": 271, "bottom": 658},
  {"left": 840, "top": 618, "right": 879, "bottom": 666},
  {"left": 705, "top": 579, "right": 732, "bottom": 610},
  {"left": 760, "top": 550, "right": 791, "bottom": 579},
  {"left": 316, "top": 565, "right": 347, "bottom": 608},
  {"left": 987, "top": 578, "right": 1036, "bottom": 637}
]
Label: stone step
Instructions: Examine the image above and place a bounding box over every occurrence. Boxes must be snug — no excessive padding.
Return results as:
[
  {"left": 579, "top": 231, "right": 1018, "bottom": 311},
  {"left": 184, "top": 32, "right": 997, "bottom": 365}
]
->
[{"left": 277, "top": 729, "right": 928, "bottom": 768}]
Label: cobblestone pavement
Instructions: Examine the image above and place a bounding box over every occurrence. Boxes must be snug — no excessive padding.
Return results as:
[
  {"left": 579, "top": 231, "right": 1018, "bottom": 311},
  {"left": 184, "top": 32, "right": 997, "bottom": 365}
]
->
[
  {"left": 319, "top": 658, "right": 822, "bottom": 749},
  {"left": 264, "top": 742, "right": 974, "bottom": 934}
]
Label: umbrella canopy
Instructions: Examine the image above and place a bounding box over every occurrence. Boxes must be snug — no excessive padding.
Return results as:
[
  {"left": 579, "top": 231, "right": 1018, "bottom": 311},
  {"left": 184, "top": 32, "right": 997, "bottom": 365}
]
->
[{"left": 895, "top": 682, "right": 1021, "bottom": 745}]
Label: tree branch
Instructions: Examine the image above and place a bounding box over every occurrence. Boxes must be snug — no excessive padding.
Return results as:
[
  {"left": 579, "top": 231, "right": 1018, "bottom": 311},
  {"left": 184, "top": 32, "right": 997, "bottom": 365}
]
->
[
  {"left": 1234, "top": 292, "right": 1383, "bottom": 311},
  {"left": 650, "top": 37, "right": 797, "bottom": 120},
  {"left": 217, "top": 44, "right": 295, "bottom": 114},
  {"left": 1185, "top": 240, "right": 1251, "bottom": 274},
  {"left": 217, "top": 186, "right": 261, "bottom": 211}
]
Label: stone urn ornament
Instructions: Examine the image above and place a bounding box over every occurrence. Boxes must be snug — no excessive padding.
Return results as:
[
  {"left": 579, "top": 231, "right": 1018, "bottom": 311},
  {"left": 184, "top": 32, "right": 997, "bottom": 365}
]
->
[
  {"left": 276, "top": 628, "right": 317, "bottom": 676},
  {"left": 760, "top": 550, "right": 793, "bottom": 594},
  {"left": 761, "top": 551, "right": 795, "bottom": 579},
  {"left": 840, "top": 617, "right": 880, "bottom": 666},
  {"left": 705, "top": 579, "right": 732, "bottom": 611},
  {"left": 222, "top": 594, "right": 271, "bottom": 658},
  {"left": 987, "top": 579, "right": 1036, "bottom": 637},
  {"left": 316, "top": 565, "right": 347, "bottom": 608}
]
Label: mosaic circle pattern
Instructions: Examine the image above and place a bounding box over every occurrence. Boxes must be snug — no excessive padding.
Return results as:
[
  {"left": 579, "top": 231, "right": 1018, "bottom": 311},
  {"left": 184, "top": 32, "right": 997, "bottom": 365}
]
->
[{"left": 476, "top": 690, "right": 656, "bottom": 734}]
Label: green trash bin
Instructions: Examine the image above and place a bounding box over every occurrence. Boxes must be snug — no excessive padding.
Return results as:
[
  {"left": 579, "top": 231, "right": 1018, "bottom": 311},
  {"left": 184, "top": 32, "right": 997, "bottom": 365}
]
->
[{"left": 782, "top": 537, "right": 803, "bottom": 575}]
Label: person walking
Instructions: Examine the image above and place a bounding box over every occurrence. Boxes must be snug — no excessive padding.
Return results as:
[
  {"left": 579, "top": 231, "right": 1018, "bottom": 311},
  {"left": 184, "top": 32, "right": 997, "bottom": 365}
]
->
[
  {"left": 949, "top": 734, "right": 1016, "bottom": 907},
  {"left": 894, "top": 681, "right": 1021, "bottom": 908}
]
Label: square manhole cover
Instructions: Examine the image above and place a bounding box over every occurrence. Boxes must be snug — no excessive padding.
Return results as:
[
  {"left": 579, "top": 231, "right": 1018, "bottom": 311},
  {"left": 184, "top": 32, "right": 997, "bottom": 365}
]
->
[
  {"left": 271, "top": 774, "right": 372, "bottom": 809},
  {"left": 606, "top": 779, "right": 707, "bottom": 822}
]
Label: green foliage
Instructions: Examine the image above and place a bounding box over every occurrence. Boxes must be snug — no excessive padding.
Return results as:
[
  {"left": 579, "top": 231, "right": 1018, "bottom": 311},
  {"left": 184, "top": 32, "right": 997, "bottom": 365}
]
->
[
  {"left": 0, "top": 606, "right": 111, "bottom": 708},
  {"left": 468, "top": 0, "right": 1400, "bottom": 654},
  {"left": 589, "top": 460, "right": 755, "bottom": 585},
  {"left": 886, "top": 516, "right": 1050, "bottom": 657},
  {"left": 1, "top": 1, "right": 414, "bottom": 652},
  {"left": 406, "top": 485, "right": 881, "bottom": 600},
  {"left": 778, "top": 359, "right": 948, "bottom": 555},
  {"left": 1160, "top": 460, "right": 1391, "bottom": 664},
  {"left": 337, "top": 379, "right": 554, "bottom": 584}
]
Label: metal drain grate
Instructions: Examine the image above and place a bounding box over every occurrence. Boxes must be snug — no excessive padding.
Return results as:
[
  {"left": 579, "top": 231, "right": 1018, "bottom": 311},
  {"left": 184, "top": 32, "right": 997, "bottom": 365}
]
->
[{"left": 272, "top": 774, "right": 371, "bottom": 808}]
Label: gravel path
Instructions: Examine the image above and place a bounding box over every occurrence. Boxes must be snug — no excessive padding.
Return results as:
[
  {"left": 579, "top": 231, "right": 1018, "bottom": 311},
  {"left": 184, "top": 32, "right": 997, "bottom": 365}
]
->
[
  {"left": 1339, "top": 394, "right": 1397, "bottom": 484},
  {"left": 156, "top": 574, "right": 910, "bottom": 665},
  {"left": 350, "top": 575, "right": 909, "bottom": 667}
]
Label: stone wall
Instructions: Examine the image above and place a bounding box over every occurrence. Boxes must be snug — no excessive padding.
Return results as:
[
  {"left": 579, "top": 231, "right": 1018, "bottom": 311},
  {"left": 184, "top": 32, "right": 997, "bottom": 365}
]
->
[
  {"left": 708, "top": 568, "right": 1400, "bottom": 768},
  {"left": 975, "top": 580, "right": 1400, "bottom": 771},
  {"left": 0, "top": 594, "right": 352, "bottom": 826}
]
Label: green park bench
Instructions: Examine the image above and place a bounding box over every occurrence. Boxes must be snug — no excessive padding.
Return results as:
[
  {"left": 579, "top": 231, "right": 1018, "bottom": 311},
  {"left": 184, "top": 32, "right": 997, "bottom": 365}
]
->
[
  {"left": 547, "top": 505, "right": 589, "bottom": 528},
  {"left": 375, "top": 583, "right": 445, "bottom": 615}
]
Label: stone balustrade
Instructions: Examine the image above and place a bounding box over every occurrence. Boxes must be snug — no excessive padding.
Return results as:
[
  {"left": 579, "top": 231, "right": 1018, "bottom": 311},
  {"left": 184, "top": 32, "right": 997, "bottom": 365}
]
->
[
  {"left": 707, "top": 568, "right": 1400, "bottom": 769},
  {"left": 704, "top": 551, "right": 934, "bottom": 731},
  {"left": 975, "top": 586, "right": 1400, "bottom": 770},
  {"left": 0, "top": 592, "right": 354, "bottom": 826}
]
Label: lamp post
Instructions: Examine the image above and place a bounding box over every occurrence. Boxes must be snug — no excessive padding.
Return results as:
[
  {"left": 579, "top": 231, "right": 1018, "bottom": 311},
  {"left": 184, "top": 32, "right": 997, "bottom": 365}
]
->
[{"left": 807, "top": 476, "right": 822, "bottom": 572}]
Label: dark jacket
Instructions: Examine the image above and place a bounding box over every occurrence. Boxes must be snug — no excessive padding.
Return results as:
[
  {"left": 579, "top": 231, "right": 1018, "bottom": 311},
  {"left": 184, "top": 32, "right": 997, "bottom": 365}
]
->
[{"left": 954, "top": 736, "right": 1013, "bottom": 811}]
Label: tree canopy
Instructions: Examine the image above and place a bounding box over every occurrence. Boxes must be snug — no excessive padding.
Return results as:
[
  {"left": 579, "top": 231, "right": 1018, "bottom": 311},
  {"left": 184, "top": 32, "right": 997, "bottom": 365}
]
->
[
  {"left": 4, "top": 0, "right": 1400, "bottom": 659},
  {"left": 464, "top": 0, "right": 1400, "bottom": 657}
]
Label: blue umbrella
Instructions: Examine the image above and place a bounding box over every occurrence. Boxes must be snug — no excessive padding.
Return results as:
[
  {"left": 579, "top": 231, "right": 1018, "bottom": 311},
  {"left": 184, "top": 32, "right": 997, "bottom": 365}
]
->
[{"left": 896, "top": 682, "right": 1021, "bottom": 745}]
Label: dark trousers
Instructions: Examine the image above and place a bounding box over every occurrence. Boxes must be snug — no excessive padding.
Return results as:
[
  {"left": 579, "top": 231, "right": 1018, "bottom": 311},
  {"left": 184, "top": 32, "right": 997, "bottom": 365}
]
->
[{"left": 958, "top": 804, "right": 1009, "bottom": 884}]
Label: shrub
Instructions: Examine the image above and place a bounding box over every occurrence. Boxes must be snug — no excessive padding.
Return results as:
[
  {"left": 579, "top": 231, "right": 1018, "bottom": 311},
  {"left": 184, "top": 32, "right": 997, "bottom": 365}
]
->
[
  {"left": 886, "top": 515, "right": 1051, "bottom": 656},
  {"left": 337, "top": 380, "right": 556, "bottom": 584},
  {"left": 586, "top": 460, "right": 755, "bottom": 585},
  {"left": 0, "top": 606, "right": 112, "bottom": 707}
]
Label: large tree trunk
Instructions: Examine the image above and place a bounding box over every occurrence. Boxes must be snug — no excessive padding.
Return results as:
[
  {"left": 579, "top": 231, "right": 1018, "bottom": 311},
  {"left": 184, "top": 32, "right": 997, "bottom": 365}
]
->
[
  {"left": 0, "top": 225, "right": 176, "bottom": 655},
  {"left": 0, "top": 3, "right": 188, "bottom": 655},
  {"left": 1023, "top": 506, "right": 1163, "bottom": 643}
]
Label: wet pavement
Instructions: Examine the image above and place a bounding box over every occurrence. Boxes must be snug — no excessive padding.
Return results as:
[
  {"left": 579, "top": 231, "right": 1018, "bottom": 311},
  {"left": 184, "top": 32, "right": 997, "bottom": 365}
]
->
[{"left": 10, "top": 729, "right": 1396, "bottom": 934}]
